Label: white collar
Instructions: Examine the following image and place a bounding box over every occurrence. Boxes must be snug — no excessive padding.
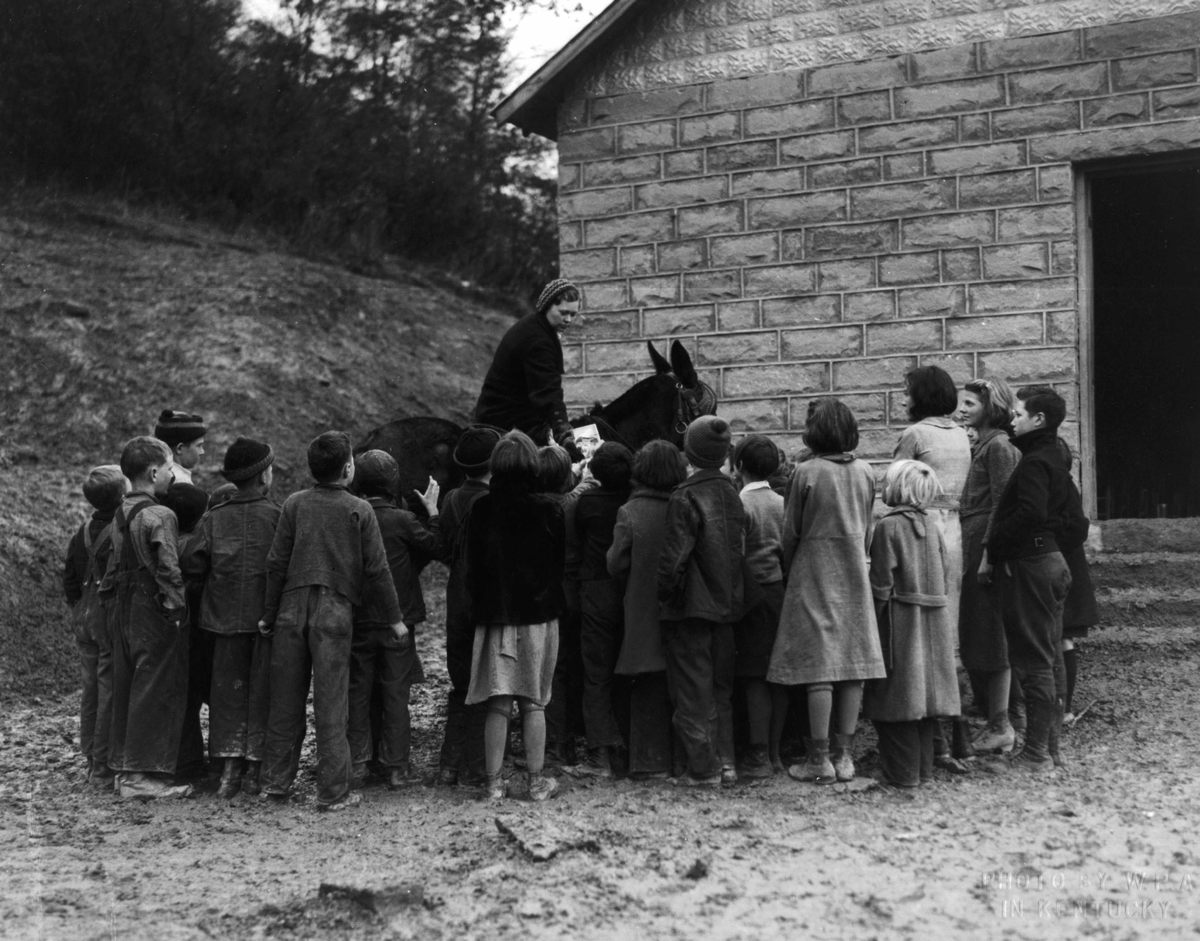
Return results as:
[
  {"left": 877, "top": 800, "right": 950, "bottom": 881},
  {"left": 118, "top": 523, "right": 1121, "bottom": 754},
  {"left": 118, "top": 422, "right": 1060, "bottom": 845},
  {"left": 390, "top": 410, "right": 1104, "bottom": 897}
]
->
[
  {"left": 740, "top": 480, "right": 770, "bottom": 495},
  {"left": 171, "top": 462, "right": 194, "bottom": 485}
]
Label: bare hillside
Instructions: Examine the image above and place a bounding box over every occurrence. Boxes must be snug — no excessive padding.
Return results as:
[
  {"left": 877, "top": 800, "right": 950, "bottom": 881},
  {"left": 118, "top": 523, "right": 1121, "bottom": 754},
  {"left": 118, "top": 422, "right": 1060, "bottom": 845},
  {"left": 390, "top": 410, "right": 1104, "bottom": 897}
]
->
[{"left": 0, "top": 194, "right": 510, "bottom": 696}]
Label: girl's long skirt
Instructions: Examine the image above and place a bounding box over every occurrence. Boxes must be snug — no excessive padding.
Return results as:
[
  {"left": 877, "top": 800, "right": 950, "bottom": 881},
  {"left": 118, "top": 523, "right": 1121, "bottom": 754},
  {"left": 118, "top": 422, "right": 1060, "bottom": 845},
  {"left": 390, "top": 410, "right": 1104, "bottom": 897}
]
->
[{"left": 466, "top": 621, "right": 558, "bottom": 707}]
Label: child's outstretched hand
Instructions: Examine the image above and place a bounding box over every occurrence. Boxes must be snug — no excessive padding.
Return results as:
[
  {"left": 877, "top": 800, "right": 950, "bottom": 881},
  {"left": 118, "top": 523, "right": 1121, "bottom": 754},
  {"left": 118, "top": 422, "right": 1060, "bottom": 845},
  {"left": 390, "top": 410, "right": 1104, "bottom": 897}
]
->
[
  {"left": 390, "top": 621, "right": 411, "bottom": 649},
  {"left": 414, "top": 477, "right": 440, "bottom": 516}
]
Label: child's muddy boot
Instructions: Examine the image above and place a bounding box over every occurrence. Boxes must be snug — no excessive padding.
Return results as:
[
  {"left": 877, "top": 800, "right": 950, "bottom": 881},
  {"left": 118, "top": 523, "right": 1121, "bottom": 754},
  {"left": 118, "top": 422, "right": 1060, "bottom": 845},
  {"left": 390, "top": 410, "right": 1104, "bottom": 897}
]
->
[
  {"left": 788, "top": 738, "right": 835, "bottom": 785},
  {"left": 217, "top": 758, "right": 243, "bottom": 800}
]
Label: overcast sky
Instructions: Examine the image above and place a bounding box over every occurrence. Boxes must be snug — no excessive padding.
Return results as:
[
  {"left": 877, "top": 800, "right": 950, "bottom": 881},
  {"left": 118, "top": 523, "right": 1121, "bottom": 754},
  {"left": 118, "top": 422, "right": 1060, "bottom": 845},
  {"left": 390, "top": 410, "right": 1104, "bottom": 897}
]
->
[{"left": 240, "top": 0, "right": 612, "bottom": 92}]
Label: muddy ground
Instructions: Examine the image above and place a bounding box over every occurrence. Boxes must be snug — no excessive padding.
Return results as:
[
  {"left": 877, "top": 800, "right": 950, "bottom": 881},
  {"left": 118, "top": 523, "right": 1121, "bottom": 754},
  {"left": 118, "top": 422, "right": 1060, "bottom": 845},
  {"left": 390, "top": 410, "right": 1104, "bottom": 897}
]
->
[{"left": 3, "top": 566, "right": 1198, "bottom": 941}]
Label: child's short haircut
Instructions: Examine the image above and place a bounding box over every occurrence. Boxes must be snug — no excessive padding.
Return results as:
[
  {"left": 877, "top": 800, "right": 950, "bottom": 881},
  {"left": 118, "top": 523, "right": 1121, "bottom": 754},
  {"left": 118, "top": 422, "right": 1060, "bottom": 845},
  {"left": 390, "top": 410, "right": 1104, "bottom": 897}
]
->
[
  {"left": 1016, "top": 384, "right": 1067, "bottom": 433},
  {"left": 490, "top": 430, "right": 539, "bottom": 487},
  {"left": 354, "top": 449, "right": 400, "bottom": 499},
  {"left": 732, "top": 434, "right": 781, "bottom": 479},
  {"left": 308, "top": 431, "right": 353, "bottom": 483},
  {"left": 537, "top": 445, "right": 573, "bottom": 494},
  {"left": 120, "top": 436, "right": 172, "bottom": 481},
  {"left": 163, "top": 482, "right": 209, "bottom": 533},
  {"left": 963, "top": 377, "right": 1015, "bottom": 430},
  {"left": 882, "top": 459, "right": 941, "bottom": 509},
  {"left": 589, "top": 441, "right": 634, "bottom": 491},
  {"left": 804, "top": 398, "right": 859, "bottom": 454},
  {"left": 633, "top": 440, "right": 686, "bottom": 492},
  {"left": 83, "top": 465, "right": 127, "bottom": 512}
]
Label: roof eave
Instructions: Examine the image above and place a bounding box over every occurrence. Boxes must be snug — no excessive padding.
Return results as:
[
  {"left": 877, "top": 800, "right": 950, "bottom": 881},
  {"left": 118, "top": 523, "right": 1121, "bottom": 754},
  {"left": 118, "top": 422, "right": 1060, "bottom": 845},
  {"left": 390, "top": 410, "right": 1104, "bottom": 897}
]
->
[{"left": 496, "top": 0, "right": 649, "bottom": 141}]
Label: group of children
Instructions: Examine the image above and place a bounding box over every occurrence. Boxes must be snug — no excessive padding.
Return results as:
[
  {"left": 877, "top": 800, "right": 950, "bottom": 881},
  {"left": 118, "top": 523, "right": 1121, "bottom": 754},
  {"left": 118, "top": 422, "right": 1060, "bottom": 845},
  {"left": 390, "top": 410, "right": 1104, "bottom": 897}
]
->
[{"left": 64, "top": 377, "right": 1090, "bottom": 806}]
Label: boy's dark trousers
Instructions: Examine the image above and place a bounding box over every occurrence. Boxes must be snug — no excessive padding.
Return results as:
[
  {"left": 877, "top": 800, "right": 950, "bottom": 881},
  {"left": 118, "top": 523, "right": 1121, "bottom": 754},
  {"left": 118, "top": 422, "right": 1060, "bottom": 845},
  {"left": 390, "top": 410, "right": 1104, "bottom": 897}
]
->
[
  {"left": 108, "top": 573, "right": 189, "bottom": 775},
  {"left": 997, "top": 552, "right": 1071, "bottom": 761},
  {"left": 547, "top": 580, "right": 584, "bottom": 757},
  {"left": 176, "top": 582, "right": 212, "bottom": 774},
  {"left": 438, "top": 594, "right": 485, "bottom": 780},
  {"left": 873, "top": 718, "right": 936, "bottom": 787},
  {"left": 262, "top": 586, "right": 355, "bottom": 806},
  {"left": 78, "top": 601, "right": 115, "bottom": 770},
  {"left": 580, "top": 577, "right": 625, "bottom": 750},
  {"left": 662, "top": 618, "right": 735, "bottom": 778},
  {"left": 349, "top": 626, "right": 417, "bottom": 770},
  {"left": 207, "top": 632, "right": 271, "bottom": 760},
  {"left": 628, "top": 671, "right": 675, "bottom": 775}
]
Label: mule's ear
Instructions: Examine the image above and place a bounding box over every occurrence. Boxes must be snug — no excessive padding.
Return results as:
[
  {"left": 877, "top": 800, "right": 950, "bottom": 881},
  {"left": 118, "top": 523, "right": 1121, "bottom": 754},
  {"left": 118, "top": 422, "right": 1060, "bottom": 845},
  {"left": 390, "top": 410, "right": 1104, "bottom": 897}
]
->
[
  {"left": 669, "top": 340, "right": 699, "bottom": 387},
  {"left": 648, "top": 341, "right": 672, "bottom": 375}
]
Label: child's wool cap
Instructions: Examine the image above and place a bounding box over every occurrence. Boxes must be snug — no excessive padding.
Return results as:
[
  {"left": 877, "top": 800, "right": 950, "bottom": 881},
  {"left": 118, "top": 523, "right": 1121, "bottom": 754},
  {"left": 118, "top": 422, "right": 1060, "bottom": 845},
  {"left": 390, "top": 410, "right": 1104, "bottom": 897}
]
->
[
  {"left": 454, "top": 426, "right": 501, "bottom": 472},
  {"left": 83, "top": 465, "right": 127, "bottom": 512},
  {"left": 154, "top": 410, "right": 206, "bottom": 445},
  {"left": 534, "top": 278, "right": 578, "bottom": 315},
  {"left": 355, "top": 449, "right": 400, "bottom": 496},
  {"left": 221, "top": 437, "right": 273, "bottom": 482},
  {"left": 163, "top": 482, "right": 209, "bottom": 534},
  {"left": 684, "top": 416, "right": 732, "bottom": 470}
]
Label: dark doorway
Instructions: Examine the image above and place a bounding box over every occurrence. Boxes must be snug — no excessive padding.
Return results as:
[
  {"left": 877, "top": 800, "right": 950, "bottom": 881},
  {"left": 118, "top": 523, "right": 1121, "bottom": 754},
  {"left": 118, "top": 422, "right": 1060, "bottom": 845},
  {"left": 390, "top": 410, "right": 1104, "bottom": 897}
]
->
[{"left": 1091, "top": 163, "right": 1200, "bottom": 519}]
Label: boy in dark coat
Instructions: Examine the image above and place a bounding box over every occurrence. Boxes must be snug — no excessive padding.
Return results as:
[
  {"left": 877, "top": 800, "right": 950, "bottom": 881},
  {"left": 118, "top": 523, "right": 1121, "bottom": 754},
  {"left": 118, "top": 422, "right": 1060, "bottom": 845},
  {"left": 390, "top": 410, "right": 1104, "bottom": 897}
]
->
[
  {"left": 100, "top": 437, "right": 192, "bottom": 800},
  {"left": 657, "top": 416, "right": 746, "bottom": 786},
  {"left": 183, "top": 437, "right": 279, "bottom": 798},
  {"left": 259, "top": 431, "right": 402, "bottom": 811},
  {"left": 349, "top": 449, "right": 442, "bottom": 788},
  {"left": 436, "top": 426, "right": 500, "bottom": 786},
  {"left": 986, "top": 386, "right": 1088, "bottom": 774},
  {"left": 63, "top": 464, "right": 126, "bottom": 784}
]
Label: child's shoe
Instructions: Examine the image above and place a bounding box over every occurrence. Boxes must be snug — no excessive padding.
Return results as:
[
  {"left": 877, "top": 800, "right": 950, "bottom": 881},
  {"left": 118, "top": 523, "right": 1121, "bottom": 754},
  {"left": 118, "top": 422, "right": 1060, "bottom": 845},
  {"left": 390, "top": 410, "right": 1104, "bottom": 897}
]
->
[
  {"left": 787, "top": 739, "right": 835, "bottom": 785},
  {"left": 720, "top": 765, "right": 738, "bottom": 785},
  {"left": 485, "top": 772, "right": 507, "bottom": 802},
  {"left": 118, "top": 772, "right": 193, "bottom": 801},
  {"left": 241, "top": 761, "right": 262, "bottom": 797},
  {"left": 217, "top": 758, "right": 243, "bottom": 800},
  {"left": 972, "top": 722, "right": 1016, "bottom": 755},
  {"left": 437, "top": 764, "right": 459, "bottom": 786},
  {"left": 565, "top": 747, "right": 613, "bottom": 779},
  {"left": 387, "top": 763, "right": 421, "bottom": 790},
  {"left": 831, "top": 733, "right": 856, "bottom": 782},
  {"left": 318, "top": 790, "right": 362, "bottom": 812},
  {"left": 740, "top": 746, "right": 772, "bottom": 779},
  {"left": 528, "top": 773, "right": 558, "bottom": 802},
  {"left": 672, "top": 772, "right": 721, "bottom": 788}
]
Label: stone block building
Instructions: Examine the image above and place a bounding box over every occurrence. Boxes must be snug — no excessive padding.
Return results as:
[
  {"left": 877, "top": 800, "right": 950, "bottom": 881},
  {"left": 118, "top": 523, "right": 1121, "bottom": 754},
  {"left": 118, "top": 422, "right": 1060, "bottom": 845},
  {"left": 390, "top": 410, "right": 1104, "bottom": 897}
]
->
[{"left": 498, "top": 0, "right": 1200, "bottom": 519}]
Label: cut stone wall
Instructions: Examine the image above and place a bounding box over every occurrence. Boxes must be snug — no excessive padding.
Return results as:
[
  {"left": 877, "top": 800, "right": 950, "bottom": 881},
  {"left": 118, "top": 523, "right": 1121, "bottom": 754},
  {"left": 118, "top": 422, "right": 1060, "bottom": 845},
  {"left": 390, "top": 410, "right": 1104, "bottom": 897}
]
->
[{"left": 555, "top": 9, "right": 1200, "bottom": 460}]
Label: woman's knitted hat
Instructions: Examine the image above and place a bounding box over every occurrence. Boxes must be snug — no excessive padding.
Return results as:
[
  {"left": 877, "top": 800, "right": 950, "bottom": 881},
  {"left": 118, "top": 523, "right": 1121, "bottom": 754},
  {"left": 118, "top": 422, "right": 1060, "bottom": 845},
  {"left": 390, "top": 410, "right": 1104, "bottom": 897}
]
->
[
  {"left": 454, "top": 426, "right": 501, "bottom": 472},
  {"left": 684, "top": 416, "right": 732, "bottom": 470},
  {"left": 534, "top": 278, "right": 578, "bottom": 315},
  {"left": 221, "top": 437, "right": 273, "bottom": 482}
]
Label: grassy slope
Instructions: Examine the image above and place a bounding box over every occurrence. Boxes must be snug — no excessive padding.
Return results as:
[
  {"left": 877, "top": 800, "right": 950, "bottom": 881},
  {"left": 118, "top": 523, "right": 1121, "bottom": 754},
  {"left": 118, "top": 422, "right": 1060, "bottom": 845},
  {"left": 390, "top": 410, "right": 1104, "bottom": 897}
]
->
[{"left": 0, "top": 195, "right": 509, "bottom": 697}]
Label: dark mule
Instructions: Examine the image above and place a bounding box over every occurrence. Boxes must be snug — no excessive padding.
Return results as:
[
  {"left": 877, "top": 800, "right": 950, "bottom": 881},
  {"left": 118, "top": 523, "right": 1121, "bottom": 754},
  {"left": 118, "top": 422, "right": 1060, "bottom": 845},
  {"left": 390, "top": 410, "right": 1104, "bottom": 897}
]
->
[
  {"left": 358, "top": 340, "right": 718, "bottom": 508},
  {"left": 578, "top": 340, "right": 718, "bottom": 450}
]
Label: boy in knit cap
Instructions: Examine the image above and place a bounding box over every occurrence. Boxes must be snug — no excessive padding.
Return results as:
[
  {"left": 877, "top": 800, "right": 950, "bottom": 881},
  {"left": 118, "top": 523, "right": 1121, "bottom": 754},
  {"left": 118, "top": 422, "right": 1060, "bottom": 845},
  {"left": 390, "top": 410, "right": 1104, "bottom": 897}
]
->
[
  {"left": 183, "top": 437, "right": 280, "bottom": 799},
  {"left": 349, "top": 450, "right": 442, "bottom": 788},
  {"left": 100, "top": 437, "right": 192, "bottom": 800},
  {"left": 154, "top": 410, "right": 206, "bottom": 485},
  {"left": 657, "top": 415, "right": 747, "bottom": 787},
  {"left": 259, "top": 431, "right": 402, "bottom": 811},
  {"left": 63, "top": 464, "right": 127, "bottom": 784},
  {"left": 436, "top": 426, "right": 500, "bottom": 785}
]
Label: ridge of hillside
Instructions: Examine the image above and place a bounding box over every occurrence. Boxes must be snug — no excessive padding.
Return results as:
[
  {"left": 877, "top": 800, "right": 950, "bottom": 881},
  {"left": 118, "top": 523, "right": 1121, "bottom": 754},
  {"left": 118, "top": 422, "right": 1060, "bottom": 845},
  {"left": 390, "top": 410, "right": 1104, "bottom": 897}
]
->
[{"left": 0, "top": 193, "right": 511, "bottom": 696}]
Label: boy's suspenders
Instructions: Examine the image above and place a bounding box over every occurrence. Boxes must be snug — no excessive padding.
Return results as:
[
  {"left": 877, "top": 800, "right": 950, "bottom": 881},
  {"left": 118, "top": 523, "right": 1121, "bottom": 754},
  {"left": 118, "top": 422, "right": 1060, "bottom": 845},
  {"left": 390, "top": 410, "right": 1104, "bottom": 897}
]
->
[{"left": 113, "top": 498, "right": 159, "bottom": 597}]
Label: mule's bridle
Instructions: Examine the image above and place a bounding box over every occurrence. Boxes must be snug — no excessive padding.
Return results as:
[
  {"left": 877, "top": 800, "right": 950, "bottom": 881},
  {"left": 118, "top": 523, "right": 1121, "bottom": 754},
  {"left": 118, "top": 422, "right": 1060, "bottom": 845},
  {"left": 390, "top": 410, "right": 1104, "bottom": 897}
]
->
[{"left": 673, "top": 380, "right": 718, "bottom": 434}]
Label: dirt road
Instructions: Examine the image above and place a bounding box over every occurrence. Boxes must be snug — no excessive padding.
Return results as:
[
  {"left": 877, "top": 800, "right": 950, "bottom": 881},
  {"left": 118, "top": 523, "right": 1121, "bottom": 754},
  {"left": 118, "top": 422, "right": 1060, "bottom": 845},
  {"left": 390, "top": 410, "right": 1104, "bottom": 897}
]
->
[{"left": 3, "top": 592, "right": 1198, "bottom": 940}]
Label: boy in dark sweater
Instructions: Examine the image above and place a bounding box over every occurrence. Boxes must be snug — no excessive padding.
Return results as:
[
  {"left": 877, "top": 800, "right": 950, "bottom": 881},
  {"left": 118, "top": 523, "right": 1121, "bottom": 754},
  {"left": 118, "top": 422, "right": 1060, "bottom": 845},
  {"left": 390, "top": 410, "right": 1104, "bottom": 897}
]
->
[
  {"left": 63, "top": 464, "right": 127, "bottom": 784},
  {"left": 259, "top": 431, "right": 402, "bottom": 811},
  {"left": 436, "top": 426, "right": 499, "bottom": 786},
  {"left": 183, "top": 437, "right": 279, "bottom": 799},
  {"left": 986, "top": 386, "right": 1088, "bottom": 774},
  {"left": 349, "top": 449, "right": 442, "bottom": 788},
  {"left": 657, "top": 417, "right": 746, "bottom": 787},
  {"left": 100, "top": 437, "right": 192, "bottom": 800}
]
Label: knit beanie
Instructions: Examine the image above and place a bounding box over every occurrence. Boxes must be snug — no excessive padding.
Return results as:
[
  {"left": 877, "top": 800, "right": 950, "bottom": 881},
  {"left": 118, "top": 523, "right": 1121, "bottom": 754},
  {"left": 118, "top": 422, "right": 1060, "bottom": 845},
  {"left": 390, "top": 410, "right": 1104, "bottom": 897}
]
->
[
  {"left": 684, "top": 416, "right": 732, "bottom": 470},
  {"left": 83, "top": 464, "right": 127, "bottom": 512},
  {"left": 354, "top": 449, "right": 401, "bottom": 498},
  {"left": 154, "top": 410, "right": 206, "bottom": 448},
  {"left": 534, "top": 278, "right": 578, "bottom": 315},
  {"left": 221, "top": 437, "right": 274, "bottom": 483},
  {"left": 453, "top": 426, "right": 501, "bottom": 472}
]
